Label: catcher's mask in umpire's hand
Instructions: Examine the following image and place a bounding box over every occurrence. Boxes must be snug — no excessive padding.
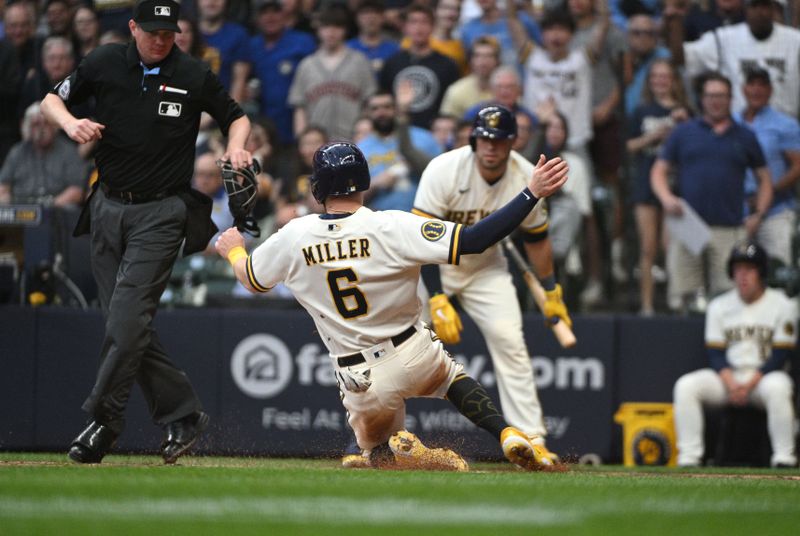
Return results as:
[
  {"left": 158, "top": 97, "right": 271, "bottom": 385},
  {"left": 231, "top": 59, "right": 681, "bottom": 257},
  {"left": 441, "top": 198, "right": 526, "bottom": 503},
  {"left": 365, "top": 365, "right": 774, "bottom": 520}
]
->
[
  {"left": 469, "top": 104, "right": 517, "bottom": 151},
  {"left": 310, "top": 142, "right": 371, "bottom": 204},
  {"left": 218, "top": 158, "right": 262, "bottom": 236}
]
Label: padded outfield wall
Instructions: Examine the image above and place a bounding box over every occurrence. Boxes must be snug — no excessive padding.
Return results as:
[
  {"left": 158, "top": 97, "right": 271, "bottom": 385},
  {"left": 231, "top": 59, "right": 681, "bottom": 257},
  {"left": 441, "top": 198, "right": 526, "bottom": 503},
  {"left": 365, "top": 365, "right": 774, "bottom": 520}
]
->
[{"left": 0, "top": 306, "right": 715, "bottom": 462}]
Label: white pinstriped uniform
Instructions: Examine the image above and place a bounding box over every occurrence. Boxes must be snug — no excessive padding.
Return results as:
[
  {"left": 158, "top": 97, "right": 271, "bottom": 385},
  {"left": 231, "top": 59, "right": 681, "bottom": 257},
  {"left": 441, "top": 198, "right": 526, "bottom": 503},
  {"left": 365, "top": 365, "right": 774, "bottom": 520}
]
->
[
  {"left": 246, "top": 207, "right": 466, "bottom": 450},
  {"left": 673, "top": 288, "right": 798, "bottom": 466},
  {"left": 413, "top": 146, "right": 550, "bottom": 438}
]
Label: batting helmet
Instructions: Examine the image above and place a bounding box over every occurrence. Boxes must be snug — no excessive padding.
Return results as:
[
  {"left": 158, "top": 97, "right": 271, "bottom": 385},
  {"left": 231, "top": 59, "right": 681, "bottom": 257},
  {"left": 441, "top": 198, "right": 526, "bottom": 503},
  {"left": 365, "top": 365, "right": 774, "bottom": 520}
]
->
[
  {"left": 727, "top": 241, "right": 768, "bottom": 279},
  {"left": 310, "top": 142, "right": 371, "bottom": 204},
  {"left": 469, "top": 105, "right": 517, "bottom": 151}
]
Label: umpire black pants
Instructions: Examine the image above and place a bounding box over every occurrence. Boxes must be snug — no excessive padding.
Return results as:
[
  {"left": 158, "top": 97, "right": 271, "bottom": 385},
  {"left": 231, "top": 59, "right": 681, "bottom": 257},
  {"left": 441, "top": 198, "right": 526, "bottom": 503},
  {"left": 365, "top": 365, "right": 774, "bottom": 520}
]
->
[{"left": 81, "top": 189, "right": 202, "bottom": 435}]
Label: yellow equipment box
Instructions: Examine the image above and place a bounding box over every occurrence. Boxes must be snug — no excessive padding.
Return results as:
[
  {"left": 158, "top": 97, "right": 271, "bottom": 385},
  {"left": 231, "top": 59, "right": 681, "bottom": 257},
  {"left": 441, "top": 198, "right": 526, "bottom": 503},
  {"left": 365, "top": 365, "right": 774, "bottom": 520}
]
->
[{"left": 614, "top": 402, "right": 677, "bottom": 467}]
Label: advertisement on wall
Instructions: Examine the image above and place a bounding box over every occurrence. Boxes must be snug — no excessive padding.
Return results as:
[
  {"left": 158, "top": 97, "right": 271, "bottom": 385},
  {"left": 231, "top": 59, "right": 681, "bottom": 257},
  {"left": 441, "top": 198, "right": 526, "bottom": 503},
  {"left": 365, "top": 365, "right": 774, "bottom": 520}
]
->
[
  {"left": 2, "top": 307, "right": 618, "bottom": 461},
  {"left": 220, "top": 310, "right": 616, "bottom": 461}
]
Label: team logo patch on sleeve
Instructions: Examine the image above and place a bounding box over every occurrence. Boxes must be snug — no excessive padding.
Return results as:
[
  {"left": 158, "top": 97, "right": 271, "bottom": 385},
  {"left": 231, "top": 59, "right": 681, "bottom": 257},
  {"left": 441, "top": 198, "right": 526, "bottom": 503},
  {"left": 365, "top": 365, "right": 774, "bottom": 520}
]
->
[
  {"left": 58, "top": 79, "right": 71, "bottom": 100},
  {"left": 421, "top": 220, "right": 446, "bottom": 241},
  {"left": 785, "top": 322, "right": 794, "bottom": 336}
]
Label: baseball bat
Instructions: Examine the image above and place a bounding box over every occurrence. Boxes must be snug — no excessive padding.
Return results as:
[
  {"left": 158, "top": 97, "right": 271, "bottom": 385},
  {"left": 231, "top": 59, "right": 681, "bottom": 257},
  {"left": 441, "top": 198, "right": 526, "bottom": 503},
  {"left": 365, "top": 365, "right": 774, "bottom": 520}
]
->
[{"left": 502, "top": 237, "right": 577, "bottom": 348}]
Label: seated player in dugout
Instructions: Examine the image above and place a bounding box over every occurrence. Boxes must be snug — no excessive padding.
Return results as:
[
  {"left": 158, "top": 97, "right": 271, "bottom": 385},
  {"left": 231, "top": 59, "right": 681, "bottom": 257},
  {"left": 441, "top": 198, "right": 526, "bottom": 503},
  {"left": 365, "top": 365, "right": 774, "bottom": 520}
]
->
[
  {"left": 673, "top": 242, "right": 798, "bottom": 468},
  {"left": 412, "top": 105, "right": 570, "bottom": 462},
  {"left": 215, "top": 141, "right": 569, "bottom": 470}
]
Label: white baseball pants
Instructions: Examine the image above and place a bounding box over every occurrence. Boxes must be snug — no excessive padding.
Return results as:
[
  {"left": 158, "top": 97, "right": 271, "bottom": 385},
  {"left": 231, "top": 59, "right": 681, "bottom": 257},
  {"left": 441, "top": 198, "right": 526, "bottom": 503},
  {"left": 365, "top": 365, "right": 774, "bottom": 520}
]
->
[
  {"left": 337, "top": 323, "right": 464, "bottom": 451},
  {"left": 446, "top": 267, "right": 547, "bottom": 438},
  {"left": 673, "top": 368, "right": 796, "bottom": 466}
]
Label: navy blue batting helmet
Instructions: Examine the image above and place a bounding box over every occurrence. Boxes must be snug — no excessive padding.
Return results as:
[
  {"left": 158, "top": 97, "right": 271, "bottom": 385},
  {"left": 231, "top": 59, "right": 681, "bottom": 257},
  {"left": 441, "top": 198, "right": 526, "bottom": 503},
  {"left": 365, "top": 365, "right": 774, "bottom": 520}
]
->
[
  {"left": 469, "top": 105, "right": 517, "bottom": 151},
  {"left": 310, "top": 142, "right": 371, "bottom": 204},
  {"left": 727, "top": 241, "right": 768, "bottom": 279}
]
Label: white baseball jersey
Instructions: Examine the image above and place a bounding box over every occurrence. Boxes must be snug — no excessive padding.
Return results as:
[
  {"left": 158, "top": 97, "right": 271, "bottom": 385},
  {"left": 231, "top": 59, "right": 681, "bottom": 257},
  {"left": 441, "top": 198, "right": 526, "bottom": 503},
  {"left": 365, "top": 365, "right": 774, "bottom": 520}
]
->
[
  {"left": 412, "top": 145, "right": 550, "bottom": 437},
  {"left": 412, "top": 146, "right": 548, "bottom": 280},
  {"left": 675, "top": 286, "right": 798, "bottom": 466},
  {"left": 247, "top": 207, "right": 462, "bottom": 357},
  {"left": 705, "top": 287, "right": 798, "bottom": 371},
  {"left": 522, "top": 47, "right": 593, "bottom": 148},
  {"left": 684, "top": 23, "right": 800, "bottom": 117}
]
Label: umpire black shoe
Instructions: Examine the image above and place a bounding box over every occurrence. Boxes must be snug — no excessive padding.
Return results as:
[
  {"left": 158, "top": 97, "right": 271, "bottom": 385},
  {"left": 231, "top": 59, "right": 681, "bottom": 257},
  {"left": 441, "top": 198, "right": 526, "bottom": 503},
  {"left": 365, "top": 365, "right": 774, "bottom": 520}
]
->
[
  {"left": 161, "top": 411, "right": 209, "bottom": 464},
  {"left": 68, "top": 421, "right": 118, "bottom": 464}
]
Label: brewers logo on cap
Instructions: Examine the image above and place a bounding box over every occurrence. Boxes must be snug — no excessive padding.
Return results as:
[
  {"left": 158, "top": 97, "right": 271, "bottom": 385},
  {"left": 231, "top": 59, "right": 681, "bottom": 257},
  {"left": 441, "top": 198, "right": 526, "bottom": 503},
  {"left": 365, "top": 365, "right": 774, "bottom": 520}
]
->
[{"left": 487, "top": 112, "right": 501, "bottom": 128}]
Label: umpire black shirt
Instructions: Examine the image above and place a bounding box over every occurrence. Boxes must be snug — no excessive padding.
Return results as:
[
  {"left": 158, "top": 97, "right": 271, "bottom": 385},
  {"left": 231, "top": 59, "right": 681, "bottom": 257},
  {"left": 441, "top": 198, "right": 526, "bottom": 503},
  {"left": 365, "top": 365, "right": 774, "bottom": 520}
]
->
[{"left": 51, "top": 42, "right": 244, "bottom": 197}]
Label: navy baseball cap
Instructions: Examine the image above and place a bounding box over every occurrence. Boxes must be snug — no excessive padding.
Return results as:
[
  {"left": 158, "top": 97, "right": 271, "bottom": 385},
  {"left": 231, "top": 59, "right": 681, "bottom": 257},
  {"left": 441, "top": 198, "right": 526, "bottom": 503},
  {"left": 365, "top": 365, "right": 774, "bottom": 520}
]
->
[
  {"left": 257, "top": 0, "right": 284, "bottom": 11},
  {"left": 745, "top": 67, "right": 771, "bottom": 85},
  {"left": 133, "top": 0, "right": 181, "bottom": 33}
]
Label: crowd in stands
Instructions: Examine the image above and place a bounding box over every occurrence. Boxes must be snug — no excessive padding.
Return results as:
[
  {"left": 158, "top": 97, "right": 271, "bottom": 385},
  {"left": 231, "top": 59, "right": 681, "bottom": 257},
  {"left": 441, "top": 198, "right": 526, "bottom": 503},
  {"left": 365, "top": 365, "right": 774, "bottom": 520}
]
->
[{"left": 2, "top": 0, "right": 800, "bottom": 314}]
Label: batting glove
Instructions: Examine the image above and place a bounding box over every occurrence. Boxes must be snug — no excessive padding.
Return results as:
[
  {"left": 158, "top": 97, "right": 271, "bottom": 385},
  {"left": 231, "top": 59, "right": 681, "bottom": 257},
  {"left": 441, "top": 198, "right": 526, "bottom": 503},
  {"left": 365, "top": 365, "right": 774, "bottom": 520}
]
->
[
  {"left": 542, "top": 284, "right": 572, "bottom": 328},
  {"left": 429, "top": 293, "right": 463, "bottom": 345},
  {"left": 335, "top": 367, "right": 372, "bottom": 393}
]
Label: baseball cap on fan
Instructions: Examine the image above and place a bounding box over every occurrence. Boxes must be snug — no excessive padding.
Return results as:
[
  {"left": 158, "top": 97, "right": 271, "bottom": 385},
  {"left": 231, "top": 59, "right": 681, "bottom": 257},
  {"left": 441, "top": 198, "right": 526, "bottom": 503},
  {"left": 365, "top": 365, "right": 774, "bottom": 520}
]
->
[
  {"left": 745, "top": 66, "right": 771, "bottom": 85},
  {"left": 133, "top": 0, "right": 182, "bottom": 33},
  {"left": 257, "top": 0, "right": 284, "bottom": 11}
]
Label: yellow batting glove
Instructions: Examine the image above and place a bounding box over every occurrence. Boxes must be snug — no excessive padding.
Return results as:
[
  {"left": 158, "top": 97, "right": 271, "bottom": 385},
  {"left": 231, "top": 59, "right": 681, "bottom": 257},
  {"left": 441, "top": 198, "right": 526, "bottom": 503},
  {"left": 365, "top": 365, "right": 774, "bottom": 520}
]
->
[
  {"left": 429, "top": 293, "right": 463, "bottom": 345},
  {"left": 543, "top": 284, "right": 572, "bottom": 328}
]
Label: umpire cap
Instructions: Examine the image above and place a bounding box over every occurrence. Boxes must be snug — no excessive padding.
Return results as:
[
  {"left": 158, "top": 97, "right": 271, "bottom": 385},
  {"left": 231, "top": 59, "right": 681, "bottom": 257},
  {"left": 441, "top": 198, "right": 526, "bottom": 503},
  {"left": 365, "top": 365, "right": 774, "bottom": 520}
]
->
[
  {"left": 133, "top": 0, "right": 181, "bottom": 33},
  {"left": 727, "top": 241, "right": 768, "bottom": 279},
  {"left": 310, "top": 142, "right": 371, "bottom": 204},
  {"left": 470, "top": 105, "right": 517, "bottom": 151}
]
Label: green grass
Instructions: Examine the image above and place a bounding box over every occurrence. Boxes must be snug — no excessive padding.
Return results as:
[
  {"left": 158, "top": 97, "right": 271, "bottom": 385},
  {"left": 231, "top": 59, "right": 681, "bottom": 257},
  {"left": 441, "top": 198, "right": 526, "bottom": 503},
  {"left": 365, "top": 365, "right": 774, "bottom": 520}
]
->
[{"left": 2, "top": 453, "right": 800, "bottom": 535}]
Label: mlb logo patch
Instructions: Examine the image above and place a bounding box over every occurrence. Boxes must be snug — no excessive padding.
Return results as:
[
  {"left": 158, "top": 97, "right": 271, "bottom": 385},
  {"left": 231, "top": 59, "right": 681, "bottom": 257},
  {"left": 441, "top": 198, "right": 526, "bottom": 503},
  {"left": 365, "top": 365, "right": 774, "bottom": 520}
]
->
[
  {"left": 154, "top": 6, "right": 171, "bottom": 16},
  {"left": 57, "top": 79, "right": 71, "bottom": 100},
  {"left": 158, "top": 101, "right": 181, "bottom": 117}
]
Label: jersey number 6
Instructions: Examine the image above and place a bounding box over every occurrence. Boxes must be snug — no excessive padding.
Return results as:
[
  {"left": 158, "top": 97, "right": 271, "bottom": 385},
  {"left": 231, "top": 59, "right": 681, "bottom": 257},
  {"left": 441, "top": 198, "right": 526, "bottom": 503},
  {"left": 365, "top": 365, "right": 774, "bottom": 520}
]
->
[{"left": 327, "top": 268, "right": 369, "bottom": 319}]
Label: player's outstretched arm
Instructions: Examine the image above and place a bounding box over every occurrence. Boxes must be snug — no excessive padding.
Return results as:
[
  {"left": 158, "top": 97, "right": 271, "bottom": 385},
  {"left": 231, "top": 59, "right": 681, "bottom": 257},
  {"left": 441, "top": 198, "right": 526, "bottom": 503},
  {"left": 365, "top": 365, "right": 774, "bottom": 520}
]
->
[
  {"left": 215, "top": 227, "right": 257, "bottom": 293},
  {"left": 458, "top": 155, "right": 568, "bottom": 255}
]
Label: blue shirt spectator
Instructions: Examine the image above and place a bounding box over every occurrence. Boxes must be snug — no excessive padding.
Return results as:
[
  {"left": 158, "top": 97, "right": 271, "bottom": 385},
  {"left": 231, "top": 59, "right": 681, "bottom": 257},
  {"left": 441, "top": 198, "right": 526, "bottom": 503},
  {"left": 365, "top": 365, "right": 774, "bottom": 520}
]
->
[
  {"left": 202, "top": 22, "right": 249, "bottom": 91},
  {"left": 625, "top": 46, "right": 670, "bottom": 116},
  {"left": 347, "top": 38, "right": 400, "bottom": 76},
  {"left": 358, "top": 127, "right": 442, "bottom": 211},
  {"left": 460, "top": 9, "right": 541, "bottom": 67},
  {"left": 660, "top": 117, "right": 765, "bottom": 226},
  {"left": 247, "top": 29, "right": 316, "bottom": 144},
  {"left": 734, "top": 106, "right": 800, "bottom": 218}
]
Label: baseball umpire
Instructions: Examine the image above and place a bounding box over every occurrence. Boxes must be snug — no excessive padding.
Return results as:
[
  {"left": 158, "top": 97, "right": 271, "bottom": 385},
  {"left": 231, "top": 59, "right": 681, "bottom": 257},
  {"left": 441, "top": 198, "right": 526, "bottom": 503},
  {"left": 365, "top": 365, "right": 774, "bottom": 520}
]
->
[
  {"left": 40, "top": 0, "right": 252, "bottom": 464},
  {"left": 412, "top": 105, "right": 569, "bottom": 462},
  {"left": 215, "top": 141, "right": 569, "bottom": 470}
]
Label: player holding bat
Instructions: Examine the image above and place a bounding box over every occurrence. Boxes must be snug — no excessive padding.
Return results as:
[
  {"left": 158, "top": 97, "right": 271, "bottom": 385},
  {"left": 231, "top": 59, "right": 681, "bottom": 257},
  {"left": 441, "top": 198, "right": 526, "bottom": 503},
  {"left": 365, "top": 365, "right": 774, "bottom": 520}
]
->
[
  {"left": 215, "top": 141, "right": 568, "bottom": 470},
  {"left": 412, "top": 105, "right": 572, "bottom": 462}
]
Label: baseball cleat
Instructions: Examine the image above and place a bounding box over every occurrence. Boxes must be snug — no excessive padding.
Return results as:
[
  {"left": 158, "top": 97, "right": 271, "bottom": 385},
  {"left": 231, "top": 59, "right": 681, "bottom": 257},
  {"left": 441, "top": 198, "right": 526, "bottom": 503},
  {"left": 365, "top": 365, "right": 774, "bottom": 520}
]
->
[
  {"left": 501, "top": 426, "right": 553, "bottom": 471},
  {"left": 389, "top": 431, "right": 469, "bottom": 472},
  {"left": 528, "top": 434, "right": 561, "bottom": 465},
  {"left": 341, "top": 453, "right": 371, "bottom": 469}
]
